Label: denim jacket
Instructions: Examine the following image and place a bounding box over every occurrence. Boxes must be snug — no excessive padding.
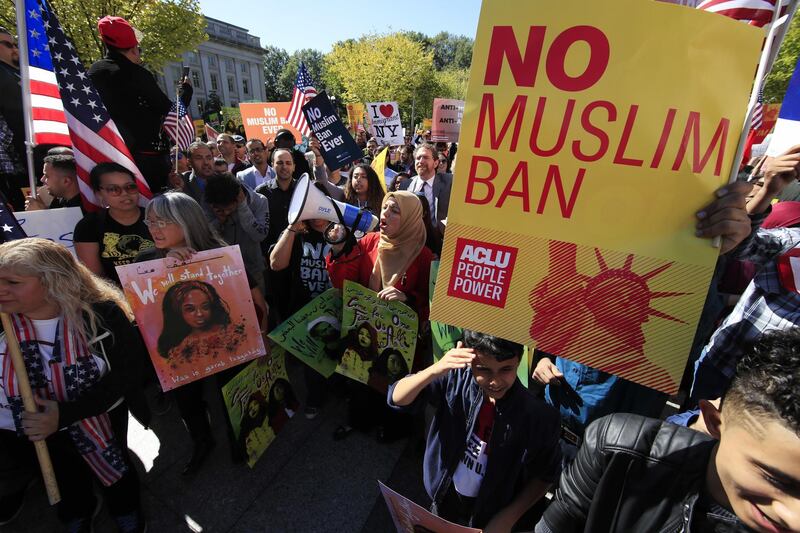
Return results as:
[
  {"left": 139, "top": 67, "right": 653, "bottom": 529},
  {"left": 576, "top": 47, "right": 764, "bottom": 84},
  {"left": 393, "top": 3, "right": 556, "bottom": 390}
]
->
[{"left": 388, "top": 367, "right": 562, "bottom": 528}]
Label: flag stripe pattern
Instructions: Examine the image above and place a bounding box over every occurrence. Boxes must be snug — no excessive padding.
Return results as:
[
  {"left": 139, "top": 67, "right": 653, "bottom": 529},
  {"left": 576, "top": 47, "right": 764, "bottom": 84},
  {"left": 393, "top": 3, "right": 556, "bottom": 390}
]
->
[
  {"left": 23, "top": 5, "right": 70, "bottom": 147},
  {"left": 697, "top": 0, "right": 787, "bottom": 26},
  {"left": 24, "top": 0, "right": 152, "bottom": 209},
  {"left": 286, "top": 63, "right": 317, "bottom": 138},
  {"left": 163, "top": 100, "right": 195, "bottom": 151}
]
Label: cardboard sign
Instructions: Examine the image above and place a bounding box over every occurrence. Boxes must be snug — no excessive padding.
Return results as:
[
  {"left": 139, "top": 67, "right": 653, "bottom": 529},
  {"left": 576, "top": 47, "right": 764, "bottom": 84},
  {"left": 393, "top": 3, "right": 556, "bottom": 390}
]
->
[
  {"left": 13, "top": 207, "right": 83, "bottom": 256},
  {"left": 431, "top": 98, "right": 465, "bottom": 142},
  {"left": 116, "top": 246, "right": 266, "bottom": 392},
  {"left": 429, "top": 0, "right": 762, "bottom": 394},
  {"left": 269, "top": 288, "right": 341, "bottom": 378},
  {"left": 193, "top": 119, "right": 205, "bottom": 138},
  {"left": 338, "top": 281, "right": 417, "bottom": 393},
  {"left": 240, "top": 102, "right": 303, "bottom": 144},
  {"left": 367, "top": 101, "right": 404, "bottom": 145},
  {"left": 379, "top": 482, "right": 482, "bottom": 533},
  {"left": 221, "top": 345, "right": 295, "bottom": 467},
  {"left": 346, "top": 102, "right": 366, "bottom": 131},
  {"left": 221, "top": 106, "right": 243, "bottom": 134},
  {"left": 303, "top": 91, "right": 363, "bottom": 170}
]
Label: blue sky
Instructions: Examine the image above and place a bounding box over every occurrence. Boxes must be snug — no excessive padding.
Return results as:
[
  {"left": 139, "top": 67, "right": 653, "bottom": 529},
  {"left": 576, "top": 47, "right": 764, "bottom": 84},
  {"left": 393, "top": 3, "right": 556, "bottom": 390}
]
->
[{"left": 199, "top": 0, "right": 483, "bottom": 53}]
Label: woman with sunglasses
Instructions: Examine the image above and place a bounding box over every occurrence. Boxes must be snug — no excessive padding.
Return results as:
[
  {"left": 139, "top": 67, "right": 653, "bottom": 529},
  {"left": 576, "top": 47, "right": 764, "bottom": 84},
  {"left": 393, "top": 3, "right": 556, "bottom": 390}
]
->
[{"left": 74, "top": 162, "right": 154, "bottom": 285}]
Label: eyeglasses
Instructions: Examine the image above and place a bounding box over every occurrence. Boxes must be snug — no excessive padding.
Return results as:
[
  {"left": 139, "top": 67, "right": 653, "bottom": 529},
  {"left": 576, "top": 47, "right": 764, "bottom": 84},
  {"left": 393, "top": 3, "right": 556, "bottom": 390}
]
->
[
  {"left": 143, "top": 218, "right": 175, "bottom": 228},
  {"left": 99, "top": 183, "right": 139, "bottom": 196},
  {"left": 0, "top": 40, "right": 17, "bottom": 50}
]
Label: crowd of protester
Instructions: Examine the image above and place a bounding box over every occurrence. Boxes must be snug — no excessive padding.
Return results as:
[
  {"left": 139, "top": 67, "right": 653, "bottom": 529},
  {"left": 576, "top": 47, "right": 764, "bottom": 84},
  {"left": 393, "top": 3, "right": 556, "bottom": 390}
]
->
[{"left": 1, "top": 15, "right": 800, "bottom": 533}]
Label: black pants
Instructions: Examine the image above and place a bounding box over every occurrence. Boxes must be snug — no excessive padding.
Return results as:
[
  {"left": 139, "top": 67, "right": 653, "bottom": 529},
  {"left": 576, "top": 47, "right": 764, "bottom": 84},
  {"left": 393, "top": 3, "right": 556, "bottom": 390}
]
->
[
  {"left": 347, "top": 381, "right": 413, "bottom": 439},
  {"left": 0, "top": 410, "right": 140, "bottom": 523},
  {"left": 171, "top": 368, "right": 240, "bottom": 453}
]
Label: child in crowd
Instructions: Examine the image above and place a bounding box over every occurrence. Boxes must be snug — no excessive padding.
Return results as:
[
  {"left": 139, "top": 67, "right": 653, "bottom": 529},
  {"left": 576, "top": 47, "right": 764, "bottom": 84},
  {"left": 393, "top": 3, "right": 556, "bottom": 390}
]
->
[
  {"left": 536, "top": 328, "right": 800, "bottom": 533},
  {"left": 390, "top": 330, "right": 561, "bottom": 531}
]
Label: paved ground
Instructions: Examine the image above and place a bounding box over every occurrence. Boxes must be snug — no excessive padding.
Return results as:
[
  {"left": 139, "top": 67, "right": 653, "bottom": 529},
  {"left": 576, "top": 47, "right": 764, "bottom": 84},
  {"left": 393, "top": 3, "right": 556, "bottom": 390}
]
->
[{"left": 3, "top": 359, "right": 430, "bottom": 533}]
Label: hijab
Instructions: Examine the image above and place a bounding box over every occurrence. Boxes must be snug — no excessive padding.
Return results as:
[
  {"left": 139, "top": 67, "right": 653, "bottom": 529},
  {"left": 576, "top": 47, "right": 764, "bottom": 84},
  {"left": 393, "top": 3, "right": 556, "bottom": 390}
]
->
[{"left": 369, "top": 191, "right": 426, "bottom": 290}]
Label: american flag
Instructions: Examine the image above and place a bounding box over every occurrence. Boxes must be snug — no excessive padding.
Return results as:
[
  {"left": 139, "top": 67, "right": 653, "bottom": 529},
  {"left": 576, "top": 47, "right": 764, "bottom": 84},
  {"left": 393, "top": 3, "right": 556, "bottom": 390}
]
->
[
  {"left": 697, "top": 0, "right": 787, "bottom": 26},
  {"left": 286, "top": 62, "right": 317, "bottom": 138},
  {"left": 752, "top": 88, "right": 765, "bottom": 130},
  {"left": 22, "top": 0, "right": 152, "bottom": 209},
  {"left": 163, "top": 100, "right": 195, "bottom": 150},
  {"left": 0, "top": 192, "right": 27, "bottom": 243}
]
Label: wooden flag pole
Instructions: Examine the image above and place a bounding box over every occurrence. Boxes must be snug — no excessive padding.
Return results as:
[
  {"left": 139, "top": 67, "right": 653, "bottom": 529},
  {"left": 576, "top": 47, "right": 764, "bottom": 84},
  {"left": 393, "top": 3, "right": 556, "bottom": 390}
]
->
[{"left": 1, "top": 312, "right": 61, "bottom": 505}]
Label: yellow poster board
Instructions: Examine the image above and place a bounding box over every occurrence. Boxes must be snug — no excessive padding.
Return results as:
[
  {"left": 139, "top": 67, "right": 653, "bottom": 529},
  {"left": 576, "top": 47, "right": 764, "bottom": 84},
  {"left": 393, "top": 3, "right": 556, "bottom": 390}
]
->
[{"left": 430, "top": 0, "right": 762, "bottom": 393}]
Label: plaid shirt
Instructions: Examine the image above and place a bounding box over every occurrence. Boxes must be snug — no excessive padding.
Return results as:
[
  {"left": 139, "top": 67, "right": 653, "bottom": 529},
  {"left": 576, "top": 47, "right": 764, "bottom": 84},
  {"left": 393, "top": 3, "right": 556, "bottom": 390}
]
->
[
  {"left": 0, "top": 115, "right": 23, "bottom": 175},
  {"left": 698, "top": 211, "right": 800, "bottom": 382}
]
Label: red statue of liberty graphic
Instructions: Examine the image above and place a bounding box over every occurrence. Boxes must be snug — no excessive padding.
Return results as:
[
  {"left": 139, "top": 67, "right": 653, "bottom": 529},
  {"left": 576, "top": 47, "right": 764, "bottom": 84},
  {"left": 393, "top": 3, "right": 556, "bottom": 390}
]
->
[{"left": 529, "top": 241, "right": 688, "bottom": 390}]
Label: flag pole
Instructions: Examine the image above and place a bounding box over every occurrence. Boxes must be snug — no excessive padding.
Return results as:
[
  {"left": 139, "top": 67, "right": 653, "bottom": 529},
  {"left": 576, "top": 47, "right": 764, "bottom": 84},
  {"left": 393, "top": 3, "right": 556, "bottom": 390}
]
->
[
  {"left": 15, "top": 0, "right": 38, "bottom": 198},
  {"left": 713, "top": 0, "right": 799, "bottom": 248},
  {"left": 1, "top": 313, "right": 61, "bottom": 505},
  {"left": 175, "top": 83, "right": 180, "bottom": 175}
]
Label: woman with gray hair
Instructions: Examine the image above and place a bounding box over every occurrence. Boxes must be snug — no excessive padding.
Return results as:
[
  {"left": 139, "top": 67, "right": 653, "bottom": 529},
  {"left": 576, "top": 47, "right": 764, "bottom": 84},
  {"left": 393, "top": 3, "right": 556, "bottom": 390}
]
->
[{"left": 136, "top": 191, "right": 267, "bottom": 473}]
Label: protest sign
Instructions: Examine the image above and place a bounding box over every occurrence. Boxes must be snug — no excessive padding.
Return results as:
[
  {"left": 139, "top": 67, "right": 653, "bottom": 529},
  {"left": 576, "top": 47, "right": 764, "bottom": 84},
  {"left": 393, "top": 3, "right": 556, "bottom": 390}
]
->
[
  {"left": 240, "top": 102, "right": 303, "bottom": 143},
  {"left": 13, "top": 207, "right": 82, "bottom": 256},
  {"left": 346, "top": 102, "right": 366, "bottom": 131},
  {"left": 221, "top": 344, "right": 295, "bottom": 467},
  {"left": 193, "top": 119, "right": 205, "bottom": 138},
  {"left": 370, "top": 146, "right": 390, "bottom": 193},
  {"left": 367, "top": 101, "right": 403, "bottom": 145},
  {"left": 116, "top": 246, "right": 265, "bottom": 392},
  {"left": 753, "top": 103, "right": 780, "bottom": 146},
  {"left": 429, "top": 0, "right": 762, "bottom": 394},
  {"left": 269, "top": 288, "right": 341, "bottom": 378},
  {"left": 379, "top": 482, "right": 482, "bottom": 533},
  {"left": 431, "top": 98, "right": 465, "bottom": 142},
  {"left": 221, "top": 106, "right": 243, "bottom": 134},
  {"left": 422, "top": 118, "right": 432, "bottom": 133},
  {"left": 302, "top": 91, "right": 363, "bottom": 170},
  {"left": 338, "top": 281, "right": 417, "bottom": 393}
]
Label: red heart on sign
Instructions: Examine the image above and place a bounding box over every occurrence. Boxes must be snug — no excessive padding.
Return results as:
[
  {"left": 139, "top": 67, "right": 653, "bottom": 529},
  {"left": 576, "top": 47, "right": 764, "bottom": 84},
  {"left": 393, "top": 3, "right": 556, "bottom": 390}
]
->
[{"left": 379, "top": 104, "right": 394, "bottom": 118}]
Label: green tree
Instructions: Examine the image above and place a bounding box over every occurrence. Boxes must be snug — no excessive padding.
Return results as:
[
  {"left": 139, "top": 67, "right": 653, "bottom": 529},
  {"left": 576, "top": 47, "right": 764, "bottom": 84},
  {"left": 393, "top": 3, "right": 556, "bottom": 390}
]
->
[
  {"left": 764, "top": 15, "right": 800, "bottom": 102},
  {"left": 324, "top": 33, "right": 438, "bottom": 127},
  {"left": 0, "top": 0, "right": 206, "bottom": 72},
  {"left": 263, "top": 45, "right": 290, "bottom": 101},
  {"left": 435, "top": 68, "right": 470, "bottom": 100},
  {"left": 277, "top": 49, "right": 326, "bottom": 100},
  {"left": 430, "top": 32, "right": 474, "bottom": 70}
]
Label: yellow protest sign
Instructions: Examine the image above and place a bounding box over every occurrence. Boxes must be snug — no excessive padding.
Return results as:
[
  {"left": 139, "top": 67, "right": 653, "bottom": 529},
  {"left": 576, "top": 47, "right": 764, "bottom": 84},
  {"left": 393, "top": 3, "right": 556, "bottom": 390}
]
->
[
  {"left": 346, "top": 103, "right": 366, "bottom": 131},
  {"left": 430, "top": 0, "right": 762, "bottom": 393},
  {"left": 371, "top": 146, "right": 389, "bottom": 193}
]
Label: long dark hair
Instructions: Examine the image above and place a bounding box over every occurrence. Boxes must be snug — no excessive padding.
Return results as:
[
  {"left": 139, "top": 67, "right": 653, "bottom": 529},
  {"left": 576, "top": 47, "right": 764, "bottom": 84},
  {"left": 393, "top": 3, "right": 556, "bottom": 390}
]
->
[
  {"left": 158, "top": 280, "right": 231, "bottom": 357},
  {"left": 370, "top": 347, "right": 409, "bottom": 382},
  {"left": 345, "top": 321, "right": 379, "bottom": 362},
  {"left": 267, "top": 378, "right": 298, "bottom": 417},
  {"left": 344, "top": 164, "right": 384, "bottom": 215}
]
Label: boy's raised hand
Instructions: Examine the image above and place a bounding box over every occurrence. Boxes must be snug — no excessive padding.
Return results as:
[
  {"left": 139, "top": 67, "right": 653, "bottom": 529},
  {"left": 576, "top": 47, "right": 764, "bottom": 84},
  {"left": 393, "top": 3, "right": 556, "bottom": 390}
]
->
[{"left": 430, "top": 342, "right": 475, "bottom": 377}]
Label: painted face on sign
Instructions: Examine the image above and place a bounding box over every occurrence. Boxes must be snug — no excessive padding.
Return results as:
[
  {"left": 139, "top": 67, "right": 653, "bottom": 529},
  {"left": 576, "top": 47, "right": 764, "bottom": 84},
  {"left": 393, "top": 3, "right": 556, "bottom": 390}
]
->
[
  {"left": 180, "top": 289, "right": 213, "bottom": 331},
  {"left": 388, "top": 353, "right": 405, "bottom": 377},
  {"left": 358, "top": 326, "right": 372, "bottom": 348}
]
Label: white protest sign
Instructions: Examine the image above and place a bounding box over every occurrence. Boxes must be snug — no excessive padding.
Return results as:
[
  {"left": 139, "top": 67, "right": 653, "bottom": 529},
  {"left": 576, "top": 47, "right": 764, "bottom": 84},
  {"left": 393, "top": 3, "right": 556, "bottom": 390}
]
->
[
  {"left": 366, "top": 101, "right": 403, "bottom": 146},
  {"left": 13, "top": 207, "right": 83, "bottom": 256}
]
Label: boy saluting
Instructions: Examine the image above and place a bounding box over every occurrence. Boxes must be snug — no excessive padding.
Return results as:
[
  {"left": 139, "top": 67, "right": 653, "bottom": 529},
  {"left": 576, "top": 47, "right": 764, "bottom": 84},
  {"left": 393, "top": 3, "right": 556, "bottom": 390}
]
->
[{"left": 389, "top": 330, "right": 561, "bottom": 532}]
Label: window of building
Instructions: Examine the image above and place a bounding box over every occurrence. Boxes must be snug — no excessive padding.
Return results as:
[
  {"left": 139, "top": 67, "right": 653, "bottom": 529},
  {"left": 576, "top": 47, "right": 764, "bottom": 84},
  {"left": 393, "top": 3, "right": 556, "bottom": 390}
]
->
[
  {"left": 186, "top": 51, "right": 198, "bottom": 64},
  {"left": 242, "top": 79, "right": 249, "bottom": 95},
  {"left": 191, "top": 70, "right": 201, "bottom": 88},
  {"left": 240, "top": 62, "right": 248, "bottom": 74},
  {"left": 225, "top": 58, "right": 234, "bottom": 71},
  {"left": 210, "top": 73, "right": 218, "bottom": 92},
  {"left": 196, "top": 98, "right": 205, "bottom": 113},
  {"left": 227, "top": 77, "right": 235, "bottom": 92},
  {"left": 208, "top": 55, "right": 216, "bottom": 67}
]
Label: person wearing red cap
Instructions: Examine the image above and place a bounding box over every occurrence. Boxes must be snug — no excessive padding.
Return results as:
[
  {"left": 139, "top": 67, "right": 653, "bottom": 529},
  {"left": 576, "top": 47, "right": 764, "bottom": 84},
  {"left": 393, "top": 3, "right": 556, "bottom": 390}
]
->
[{"left": 88, "top": 16, "right": 192, "bottom": 193}]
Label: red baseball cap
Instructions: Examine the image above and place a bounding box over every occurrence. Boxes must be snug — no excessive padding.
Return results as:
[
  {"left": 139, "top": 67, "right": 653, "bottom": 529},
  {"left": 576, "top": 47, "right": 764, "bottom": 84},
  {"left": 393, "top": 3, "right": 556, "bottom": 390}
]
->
[{"left": 97, "top": 16, "right": 141, "bottom": 49}]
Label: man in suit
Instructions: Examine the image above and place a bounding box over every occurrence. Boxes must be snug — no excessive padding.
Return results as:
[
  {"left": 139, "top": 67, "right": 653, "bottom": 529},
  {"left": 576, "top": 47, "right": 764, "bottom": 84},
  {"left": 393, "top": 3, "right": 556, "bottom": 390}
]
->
[{"left": 400, "top": 143, "right": 452, "bottom": 232}]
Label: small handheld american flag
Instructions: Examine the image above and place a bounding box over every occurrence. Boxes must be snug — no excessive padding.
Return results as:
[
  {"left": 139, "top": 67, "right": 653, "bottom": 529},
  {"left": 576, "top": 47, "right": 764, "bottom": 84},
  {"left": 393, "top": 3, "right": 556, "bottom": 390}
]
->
[
  {"left": 286, "top": 63, "right": 317, "bottom": 138},
  {"left": 163, "top": 100, "right": 195, "bottom": 151}
]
